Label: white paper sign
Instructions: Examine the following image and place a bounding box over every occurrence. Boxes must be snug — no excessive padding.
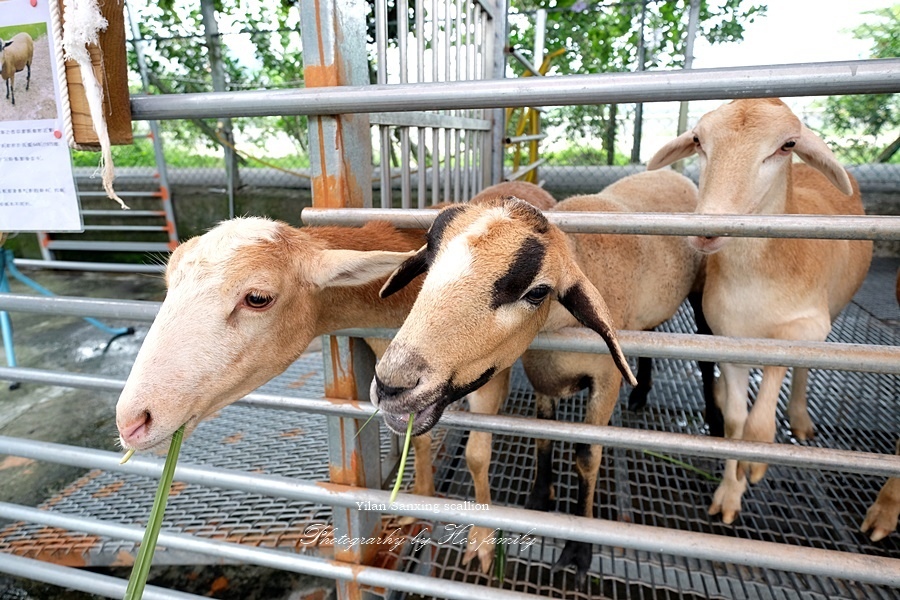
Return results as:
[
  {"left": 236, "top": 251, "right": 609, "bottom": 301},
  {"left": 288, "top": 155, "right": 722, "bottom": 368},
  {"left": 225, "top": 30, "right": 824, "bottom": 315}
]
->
[{"left": 0, "top": 0, "right": 81, "bottom": 232}]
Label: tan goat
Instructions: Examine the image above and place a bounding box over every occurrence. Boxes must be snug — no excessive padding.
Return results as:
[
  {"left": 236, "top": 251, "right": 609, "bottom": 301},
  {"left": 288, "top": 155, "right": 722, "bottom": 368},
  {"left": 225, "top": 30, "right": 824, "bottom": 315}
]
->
[
  {"left": 860, "top": 270, "right": 900, "bottom": 542},
  {"left": 373, "top": 170, "right": 703, "bottom": 581},
  {"left": 648, "top": 98, "right": 873, "bottom": 524},
  {"left": 115, "top": 182, "right": 555, "bottom": 500}
]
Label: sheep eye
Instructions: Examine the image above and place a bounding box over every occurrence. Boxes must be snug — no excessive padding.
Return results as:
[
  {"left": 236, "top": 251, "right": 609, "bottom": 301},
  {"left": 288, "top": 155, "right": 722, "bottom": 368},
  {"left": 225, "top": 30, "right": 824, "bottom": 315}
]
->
[
  {"left": 781, "top": 140, "right": 796, "bottom": 152},
  {"left": 522, "top": 285, "right": 551, "bottom": 306},
  {"left": 244, "top": 292, "right": 274, "bottom": 309}
]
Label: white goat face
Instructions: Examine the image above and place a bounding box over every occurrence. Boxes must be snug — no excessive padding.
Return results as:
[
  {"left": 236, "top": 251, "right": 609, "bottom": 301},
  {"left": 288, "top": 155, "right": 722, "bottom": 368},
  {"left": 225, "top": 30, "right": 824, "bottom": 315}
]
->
[
  {"left": 372, "top": 199, "right": 632, "bottom": 436},
  {"left": 115, "top": 217, "right": 412, "bottom": 451},
  {"left": 648, "top": 98, "right": 853, "bottom": 254}
]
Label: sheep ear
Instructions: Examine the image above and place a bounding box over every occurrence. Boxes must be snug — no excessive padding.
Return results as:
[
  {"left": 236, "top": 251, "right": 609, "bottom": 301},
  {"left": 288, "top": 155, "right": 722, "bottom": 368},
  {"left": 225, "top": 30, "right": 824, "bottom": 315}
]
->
[
  {"left": 2, "top": 41, "right": 10, "bottom": 49},
  {"left": 380, "top": 244, "right": 428, "bottom": 298},
  {"left": 794, "top": 124, "right": 853, "bottom": 196},
  {"left": 648, "top": 130, "right": 697, "bottom": 170},
  {"left": 557, "top": 273, "right": 637, "bottom": 387},
  {"left": 311, "top": 249, "right": 416, "bottom": 288}
]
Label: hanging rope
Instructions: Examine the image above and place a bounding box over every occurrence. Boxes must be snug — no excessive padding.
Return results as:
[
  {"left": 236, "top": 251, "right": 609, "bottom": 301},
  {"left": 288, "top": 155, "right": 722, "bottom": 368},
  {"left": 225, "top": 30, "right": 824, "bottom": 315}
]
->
[{"left": 57, "top": 0, "right": 128, "bottom": 209}]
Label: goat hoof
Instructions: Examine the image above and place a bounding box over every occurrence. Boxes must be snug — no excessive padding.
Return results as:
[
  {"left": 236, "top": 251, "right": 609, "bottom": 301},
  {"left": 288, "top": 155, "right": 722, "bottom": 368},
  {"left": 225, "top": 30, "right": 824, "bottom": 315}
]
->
[
  {"left": 861, "top": 498, "right": 900, "bottom": 543},
  {"left": 552, "top": 540, "right": 592, "bottom": 586},
  {"left": 790, "top": 416, "right": 816, "bottom": 442},
  {"left": 9, "top": 382, "right": 20, "bottom": 391},
  {"left": 462, "top": 525, "right": 495, "bottom": 573},
  {"left": 627, "top": 387, "right": 650, "bottom": 411},
  {"left": 524, "top": 487, "right": 554, "bottom": 512}
]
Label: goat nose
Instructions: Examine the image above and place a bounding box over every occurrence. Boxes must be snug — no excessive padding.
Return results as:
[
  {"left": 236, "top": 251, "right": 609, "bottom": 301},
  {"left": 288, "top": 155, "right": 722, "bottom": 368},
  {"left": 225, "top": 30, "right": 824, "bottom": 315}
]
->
[
  {"left": 374, "top": 374, "right": 419, "bottom": 398},
  {"left": 119, "top": 410, "right": 151, "bottom": 445}
]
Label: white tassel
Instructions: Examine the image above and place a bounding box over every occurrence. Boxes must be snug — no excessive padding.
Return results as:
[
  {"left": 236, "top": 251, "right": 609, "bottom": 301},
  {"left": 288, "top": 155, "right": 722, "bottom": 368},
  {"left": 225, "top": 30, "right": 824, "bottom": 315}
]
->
[{"left": 62, "top": 0, "right": 128, "bottom": 209}]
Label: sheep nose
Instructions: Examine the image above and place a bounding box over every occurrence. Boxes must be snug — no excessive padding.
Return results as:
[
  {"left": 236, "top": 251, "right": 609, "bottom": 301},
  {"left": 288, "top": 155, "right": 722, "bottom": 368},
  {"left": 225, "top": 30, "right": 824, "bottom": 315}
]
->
[
  {"left": 374, "top": 374, "right": 419, "bottom": 399},
  {"left": 119, "top": 410, "right": 151, "bottom": 446}
]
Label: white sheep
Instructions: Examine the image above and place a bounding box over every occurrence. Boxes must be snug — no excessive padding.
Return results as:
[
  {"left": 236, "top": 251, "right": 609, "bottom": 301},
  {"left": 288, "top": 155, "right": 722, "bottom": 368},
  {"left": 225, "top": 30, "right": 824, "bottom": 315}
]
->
[
  {"left": 647, "top": 98, "right": 873, "bottom": 524},
  {"left": 1, "top": 32, "right": 33, "bottom": 106},
  {"left": 372, "top": 170, "right": 705, "bottom": 581},
  {"left": 115, "top": 182, "right": 556, "bottom": 501}
]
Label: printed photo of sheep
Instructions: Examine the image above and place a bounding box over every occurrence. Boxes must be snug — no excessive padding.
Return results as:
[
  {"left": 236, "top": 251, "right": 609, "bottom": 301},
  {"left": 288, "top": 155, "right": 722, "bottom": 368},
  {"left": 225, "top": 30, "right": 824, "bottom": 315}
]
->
[{"left": 0, "top": 21, "right": 56, "bottom": 122}]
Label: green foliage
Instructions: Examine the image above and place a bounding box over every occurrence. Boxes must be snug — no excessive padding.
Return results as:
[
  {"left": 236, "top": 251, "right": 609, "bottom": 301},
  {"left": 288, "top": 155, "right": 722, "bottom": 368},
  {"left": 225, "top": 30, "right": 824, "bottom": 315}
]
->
[
  {"left": 543, "top": 143, "right": 630, "bottom": 166},
  {"left": 820, "top": 5, "right": 900, "bottom": 163},
  {"left": 130, "top": 1, "right": 308, "bottom": 154},
  {"left": 0, "top": 22, "right": 47, "bottom": 41},
  {"left": 508, "top": 1, "right": 767, "bottom": 141}
]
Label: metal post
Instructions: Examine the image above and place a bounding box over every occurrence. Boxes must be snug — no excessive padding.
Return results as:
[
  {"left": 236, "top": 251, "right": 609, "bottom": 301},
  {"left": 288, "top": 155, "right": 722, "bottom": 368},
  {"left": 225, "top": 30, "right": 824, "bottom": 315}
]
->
[
  {"left": 199, "top": 0, "right": 239, "bottom": 217},
  {"left": 630, "top": 0, "right": 648, "bottom": 164},
  {"left": 127, "top": 1, "right": 178, "bottom": 251},
  {"left": 677, "top": 0, "right": 702, "bottom": 137},
  {"left": 300, "top": 0, "right": 373, "bottom": 210},
  {"left": 299, "top": 2, "right": 379, "bottom": 598},
  {"left": 489, "top": 0, "right": 507, "bottom": 185}
]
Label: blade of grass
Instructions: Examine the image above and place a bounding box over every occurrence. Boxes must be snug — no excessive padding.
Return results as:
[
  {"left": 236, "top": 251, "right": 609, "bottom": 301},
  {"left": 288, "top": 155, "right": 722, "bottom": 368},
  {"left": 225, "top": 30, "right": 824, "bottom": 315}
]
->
[
  {"left": 642, "top": 449, "right": 720, "bottom": 483},
  {"left": 389, "top": 414, "right": 414, "bottom": 503},
  {"left": 353, "top": 409, "right": 380, "bottom": 440},
  {"left": 123, "top": 425, "right": 185, "bottom": 600}
]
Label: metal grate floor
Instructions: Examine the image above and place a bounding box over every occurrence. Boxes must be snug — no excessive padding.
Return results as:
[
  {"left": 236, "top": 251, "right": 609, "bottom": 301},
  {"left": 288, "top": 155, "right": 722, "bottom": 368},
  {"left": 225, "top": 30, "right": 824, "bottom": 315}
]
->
[{"left": 0, "top": 259, "right": 898, "bottom": 599}]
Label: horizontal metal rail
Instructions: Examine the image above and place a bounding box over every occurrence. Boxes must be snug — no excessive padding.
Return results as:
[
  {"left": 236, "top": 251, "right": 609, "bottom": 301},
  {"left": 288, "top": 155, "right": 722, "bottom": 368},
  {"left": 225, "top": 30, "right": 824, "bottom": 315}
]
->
[
  {"left": 369, "top": 111, "right": 493, "bottom": 130},
  {"left": 14, "top": 259, "right": 165, "bottom": 273},
  {"left": 130, "top": 59, "right": 900, "bottom": 121},
  {"left": 78, "top": 191, "right": 162, "bottom": 198},
  {"left": 44, "top": 241, "right": 174, "bottom": 253},
  {"left": 336, "top": 327, "right": 900, "bottom": 373},
  {"left": 0, "top": 503, "right": 537, "bottom": 600},
  {"left": 83, "top": 225, "right": 169, "bottom": 232},
  {"left": 301, "top": 208, "right": 900, "bottom": 240},
  {"left": 0, "top": 443, "right": 898, "bottom": 587},
  {"left": 81, "top": 210, "right": 166, "bottom": 217},
  {"left": 506, "top": 158, "right": 546, "bottom": 181},
  {"left": 506, "top": 133, "right": 546, "bottom": 143},
  {"left": 1, "top": 375, "right": 898, "bottom": 476},
  {"left": 0, "top": 295, "right": 897, "bottom": 371},
  {"left": 0, "top": 553, "right": 203, "bottom": 600}
]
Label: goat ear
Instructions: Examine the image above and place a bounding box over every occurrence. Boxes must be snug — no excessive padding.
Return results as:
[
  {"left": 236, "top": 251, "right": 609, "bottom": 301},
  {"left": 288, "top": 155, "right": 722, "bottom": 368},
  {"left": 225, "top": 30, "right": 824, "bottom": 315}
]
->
[
  {"left": 311, "top": 249, "right": 416, "bottom": 288},
  {"left": 647, "top": 130, "right": 697, "bottom": 170},
  {"left": 380, "top": 244, "right": 428, "bottom": 298},
  {"left": 794, "top": 124, "right": 853, "bottom": 196},
  {"left": 557, "top": 272, "right": 637, "bottom": 387}
]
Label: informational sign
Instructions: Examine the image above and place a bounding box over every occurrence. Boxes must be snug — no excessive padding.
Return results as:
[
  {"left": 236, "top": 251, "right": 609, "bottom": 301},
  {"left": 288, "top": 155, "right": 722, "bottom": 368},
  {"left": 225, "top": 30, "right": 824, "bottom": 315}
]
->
[{"left": 0, "top": 0, "right": 81, "bottom": 232}]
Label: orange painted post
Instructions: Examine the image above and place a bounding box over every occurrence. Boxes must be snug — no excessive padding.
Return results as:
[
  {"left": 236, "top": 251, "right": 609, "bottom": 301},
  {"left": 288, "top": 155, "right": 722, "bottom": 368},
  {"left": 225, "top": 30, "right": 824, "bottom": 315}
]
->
[{"left": 299, "top": 2, "right": 379, "bottom": 599}]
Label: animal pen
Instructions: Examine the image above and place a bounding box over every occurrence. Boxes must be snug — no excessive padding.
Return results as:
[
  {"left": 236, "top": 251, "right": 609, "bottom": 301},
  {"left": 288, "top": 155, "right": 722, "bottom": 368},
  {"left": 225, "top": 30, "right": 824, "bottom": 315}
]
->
[{"left": 1, "top": 0, "right": 900, "bottom": 598}]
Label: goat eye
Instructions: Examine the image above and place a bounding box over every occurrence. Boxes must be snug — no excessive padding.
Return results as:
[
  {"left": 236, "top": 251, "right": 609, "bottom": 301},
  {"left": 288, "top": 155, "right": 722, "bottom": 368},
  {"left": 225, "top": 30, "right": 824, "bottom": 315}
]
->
[
  {"left": 244, "top": 292, "right": 274, "bottom": 309},
  {"left": 781, "top": 140, "right": 796, "bottom": 152},
  {"left": 522, "top": 285, "right": 551, "bottom": 306},
  {"left": 692, "top": 135, "right": 700, "bottom": 146}
]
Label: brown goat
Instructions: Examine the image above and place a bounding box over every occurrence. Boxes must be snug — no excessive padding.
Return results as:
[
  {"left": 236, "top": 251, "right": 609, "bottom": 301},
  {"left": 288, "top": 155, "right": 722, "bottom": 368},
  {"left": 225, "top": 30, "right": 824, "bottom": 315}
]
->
[
  {"left": 373, "top": 170, "right": 704, "bottom": 581},
  {"left": 648, "top": 98, "right": 873, "bottom": 524}
]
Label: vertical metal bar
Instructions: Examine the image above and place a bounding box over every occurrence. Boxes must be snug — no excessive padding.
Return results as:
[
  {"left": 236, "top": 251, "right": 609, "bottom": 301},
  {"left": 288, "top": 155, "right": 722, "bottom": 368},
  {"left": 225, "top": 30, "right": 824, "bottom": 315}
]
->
[
  {"left": 630, "top": 0, "right": 648, "bottom": 164},
  {"left": 375, "top": 0, "right": 391, "bottom": 208},
  {"left": 488, "top": 0, "right": 507, "bottom": 185},
  {"left": 299, "top": 4, "right": 379, "bottom": 596},
  {"left": 416, "top": 0, "right": 427, "bottom": 207},
  {"left": 127, "top": 1, "right": 178, "bottom": 251},
  {"left": 431, "top": 0, "right": 440, "bottom": 204},
  {"left": 199, "top": 0, "right": 238, "bottom": 217},
  {"left": 399, "top": 0, "right": 411, "bottom": 209},
  {"left": 322, "top": 336, "right": 382, "bottom": 600},
  {"left": 300, "top": 0, "right": 373, "bottom": 211}
]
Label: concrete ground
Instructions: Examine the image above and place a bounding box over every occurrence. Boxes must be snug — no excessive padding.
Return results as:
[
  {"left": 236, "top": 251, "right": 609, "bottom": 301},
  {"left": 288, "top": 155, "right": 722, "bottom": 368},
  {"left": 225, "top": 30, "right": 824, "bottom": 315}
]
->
[{"left": 0, "top": 268, "right": 332, "bottom": 600}]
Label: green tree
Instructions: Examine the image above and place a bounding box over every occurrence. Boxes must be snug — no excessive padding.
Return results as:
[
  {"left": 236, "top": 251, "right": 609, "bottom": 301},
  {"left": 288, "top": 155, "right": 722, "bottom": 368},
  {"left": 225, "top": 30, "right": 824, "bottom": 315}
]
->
[
  {"left": 129, "top": 0, "right": 307, "bottom": 156},
  {"left": 820, "top": 5, "right": 900, "bottom": 163},
  {"left": 507, "top": 0, "right": 767, "bottom": 159}
]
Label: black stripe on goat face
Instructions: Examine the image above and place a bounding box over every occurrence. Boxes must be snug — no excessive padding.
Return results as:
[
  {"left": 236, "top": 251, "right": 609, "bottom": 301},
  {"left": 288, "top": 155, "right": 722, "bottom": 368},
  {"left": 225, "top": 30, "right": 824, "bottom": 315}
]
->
[
  {"left": 490, "top": 236, "right": 547, "bottom": 310},
  {"left": 426, "top": 205, "right": 466, "bottom": 262}
]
